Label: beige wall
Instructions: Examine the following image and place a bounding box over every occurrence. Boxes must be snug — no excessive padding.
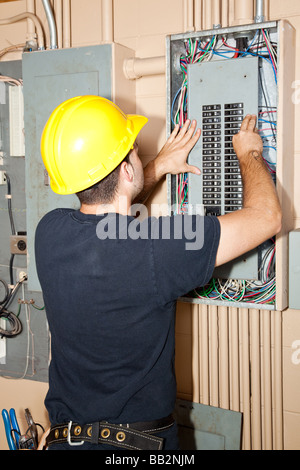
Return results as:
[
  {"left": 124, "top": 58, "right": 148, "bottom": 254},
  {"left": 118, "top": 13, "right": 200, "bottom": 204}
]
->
[{"left": 0, "top": 0, "right": 299, "bottom": 450}]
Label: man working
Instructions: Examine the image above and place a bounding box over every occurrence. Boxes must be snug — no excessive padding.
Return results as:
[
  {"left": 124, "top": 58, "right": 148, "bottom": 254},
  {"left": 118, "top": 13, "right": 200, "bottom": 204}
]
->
[{"left": 35, "top": 96, "right": 281, "bottom": 450}]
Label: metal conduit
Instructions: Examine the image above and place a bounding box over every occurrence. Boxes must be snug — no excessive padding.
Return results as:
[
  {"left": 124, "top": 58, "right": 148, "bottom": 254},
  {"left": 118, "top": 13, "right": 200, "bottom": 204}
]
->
[{"left": 42, "top": 0, "right": 58, "bottom": 49}]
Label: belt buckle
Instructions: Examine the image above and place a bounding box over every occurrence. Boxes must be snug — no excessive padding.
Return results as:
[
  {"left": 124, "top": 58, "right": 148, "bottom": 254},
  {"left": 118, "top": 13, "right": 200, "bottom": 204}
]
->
[{"left": 67, "top": 421, "right": 84, "bottom": 447}]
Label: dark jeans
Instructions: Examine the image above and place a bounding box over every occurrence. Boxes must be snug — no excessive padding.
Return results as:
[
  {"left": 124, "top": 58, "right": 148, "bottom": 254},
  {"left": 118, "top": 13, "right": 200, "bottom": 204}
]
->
[{"left": 48, "top": 422, "right": 180, "bottom": 451}]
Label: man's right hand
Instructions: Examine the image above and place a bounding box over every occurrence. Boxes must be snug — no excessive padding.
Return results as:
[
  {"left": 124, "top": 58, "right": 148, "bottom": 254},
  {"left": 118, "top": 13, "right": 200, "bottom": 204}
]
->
[
  {"left": 214, "top": 114, "right": 281, "bottom": 268},
  {"left": 232, "top": 114, "right": 263, "bottom": 160}
]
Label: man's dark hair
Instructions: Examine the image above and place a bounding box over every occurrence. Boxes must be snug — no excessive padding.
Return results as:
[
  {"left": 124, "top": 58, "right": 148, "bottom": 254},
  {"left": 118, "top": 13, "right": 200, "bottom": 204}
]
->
[{"left": 76, "top": 153, "right": 131, "bottom": 205}]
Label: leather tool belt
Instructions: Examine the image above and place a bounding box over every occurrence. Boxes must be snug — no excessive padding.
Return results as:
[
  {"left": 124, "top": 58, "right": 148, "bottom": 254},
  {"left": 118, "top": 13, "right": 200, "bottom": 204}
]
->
[{"left": 46, "top": 414, "right": 174, "bottom": 450}]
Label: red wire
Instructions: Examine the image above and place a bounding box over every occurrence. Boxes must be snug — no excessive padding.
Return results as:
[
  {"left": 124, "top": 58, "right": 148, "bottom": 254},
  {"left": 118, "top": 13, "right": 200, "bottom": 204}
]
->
[{"left": 221, "top": 37, "right": 239, "bottom": 58}]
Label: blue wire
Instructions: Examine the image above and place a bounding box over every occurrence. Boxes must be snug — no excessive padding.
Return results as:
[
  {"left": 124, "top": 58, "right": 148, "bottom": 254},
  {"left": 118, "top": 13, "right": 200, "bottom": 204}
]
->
[
  {"left": 262, "top": 28, "right": 278, "bottom": 84},
  {"left": 263, "top": 146, "right": 277, "bottom": 151},
  {"left": 241, "top": 30, "right": 259, "bottom": 56},
  {"left": 259, "top": 118, "right": 277, "bottom": 126}
]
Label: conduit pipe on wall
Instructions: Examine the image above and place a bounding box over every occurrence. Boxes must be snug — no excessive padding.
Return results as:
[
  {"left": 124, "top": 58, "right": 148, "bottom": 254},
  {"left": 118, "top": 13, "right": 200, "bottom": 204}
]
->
[
  {"left": 0, "top": 13, "right": 45, "bottom": 50},
  {"left": 26, "top": 0, "right": 37, "bottom": 44},
  {"left": 203, "top": 0, "right": 212, "bottom": 30},
  {"left": 54, "top": 0, "right": 63, "bottom": 49},
  {"left": 221, "top": 0, "right": 229, "bottom": 28},
  {"left": 212, "top": 0, "right": 221, "bottom": 28},
  {"left": 62, "top": 0, "right": 71, "bottom": 48},
  {"left": 255, "top": 0, "right": 265, "bottom": 23},
  {"left": 123, "top": 56, "right": 165, "bottom": 80},
  {"left": 184, "top": 0, "right": 195, "bottom": 33},
  {"left": 123, "top": 0, "right": 263, "bottom": 81},
  {"left": 42, "top": 0, "right": 58, "bottom": 49},
  {"left": 102, "top": 0, "right": 114, "bottom": 43},
  {"left": 194, "top": 0, "right": 203, "bottom": 31},
  {"left": 233, "top": 0, "right": 254, "bottom": 25}
]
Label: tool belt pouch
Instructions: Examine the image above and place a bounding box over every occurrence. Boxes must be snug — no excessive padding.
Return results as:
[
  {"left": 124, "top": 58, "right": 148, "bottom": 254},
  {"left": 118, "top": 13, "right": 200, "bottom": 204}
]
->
[{"left": 47, "top": 421, "right": 164, "bottom": 450}]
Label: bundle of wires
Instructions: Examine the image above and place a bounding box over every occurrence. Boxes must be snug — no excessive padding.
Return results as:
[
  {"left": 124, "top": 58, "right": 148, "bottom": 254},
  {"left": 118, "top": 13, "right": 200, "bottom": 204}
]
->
[
  {"left": 0, "top": 277, "right": 24, "bottom": 338},
  {"left": 191, "top": 242, "right": 276, "bottom": 305},
  {"left": 192, "top": 276, "right": 276, "bottom": 305},
  {"left": 173, "top": 36, "right": 217, "bottom": 214},
  {"left": 172, "top": 29, "right": 278, "bottom": 305},
  {"left": 172, "top": 29, "right": 278, "bottom": 129}
]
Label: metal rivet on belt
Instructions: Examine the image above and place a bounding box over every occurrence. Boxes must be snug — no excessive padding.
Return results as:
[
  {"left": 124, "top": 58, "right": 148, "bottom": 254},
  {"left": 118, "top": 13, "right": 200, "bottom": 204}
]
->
[
  {"left": 116, "top": 431, "right": 126, "bottom": 442},
  {"left": 74, "top": 426, "right": 82, "bottom": 436},
  {"left": 101, "top": 428, "right": 110, "bottom": 439},
  {"left": 87, "top": 426, "right": 92, "bottom": 437},
  {"left": 63, "top": 428, "right": 68, "bottom": 438},
  {"left": 55, "top": 429, "right": 59, "bottom": 439}
]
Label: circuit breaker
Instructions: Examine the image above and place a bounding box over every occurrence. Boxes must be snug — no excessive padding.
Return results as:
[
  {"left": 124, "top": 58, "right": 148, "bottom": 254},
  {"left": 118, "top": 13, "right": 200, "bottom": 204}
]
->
[
  {"left": 188, "top": 57, "right": 259, "bottom": 216},
  {"left": 167, "top": 20, "right": 295, "bottom": 310},
  {"left": 22, "top": 43, "right": 136, "bottom": 291}
]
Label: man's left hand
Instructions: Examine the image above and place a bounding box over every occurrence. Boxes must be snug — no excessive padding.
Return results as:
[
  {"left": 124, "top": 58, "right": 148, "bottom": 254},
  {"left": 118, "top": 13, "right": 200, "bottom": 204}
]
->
[{"left": 155, "top": 119, "right": 201, "bottom": 177}]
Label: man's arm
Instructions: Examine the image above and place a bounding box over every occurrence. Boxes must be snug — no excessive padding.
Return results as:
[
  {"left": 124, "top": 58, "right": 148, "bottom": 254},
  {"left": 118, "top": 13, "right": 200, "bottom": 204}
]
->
[
  {"left": 134, "top": 119, "right": 201, "bottom": 204},
  {"left": 215, "top": 115, "right": 282, "bottom": 267}
]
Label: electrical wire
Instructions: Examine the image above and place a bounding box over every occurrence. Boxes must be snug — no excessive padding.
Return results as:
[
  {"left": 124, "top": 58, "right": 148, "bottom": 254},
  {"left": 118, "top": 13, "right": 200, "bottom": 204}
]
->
[
  {"left": 0, "top": 278, "right": 9, "bottom": 305},
  {"left": 0, "top": 285, "right": 23, "bottom": 340},
  {"left": 4, "top": 173, "right": 16, "bottom": 236},
  {"left": 0, "top": 309, "right": 22, "bottom": 338}
]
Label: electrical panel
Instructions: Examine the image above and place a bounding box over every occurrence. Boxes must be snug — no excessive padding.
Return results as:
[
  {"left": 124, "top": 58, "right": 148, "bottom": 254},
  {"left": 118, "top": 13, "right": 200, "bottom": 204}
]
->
[
  {"left": 0, "top": 60, "right": 49, "bottom": 381},
  {"left": 22, "top": 43, "right": 136, "bottom": 292},
  {"left": 167, "top": 21, "right": 295, "bottom": 310},
  {"left": 187, "top": 57, "right": 261, "bottom": 281}
]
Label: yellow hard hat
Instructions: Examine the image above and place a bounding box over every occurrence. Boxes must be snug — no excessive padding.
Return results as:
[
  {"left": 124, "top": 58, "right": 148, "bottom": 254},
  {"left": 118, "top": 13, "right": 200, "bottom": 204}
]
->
[{"left": 40, "top": 95, "right": 148, "bottom": 195}]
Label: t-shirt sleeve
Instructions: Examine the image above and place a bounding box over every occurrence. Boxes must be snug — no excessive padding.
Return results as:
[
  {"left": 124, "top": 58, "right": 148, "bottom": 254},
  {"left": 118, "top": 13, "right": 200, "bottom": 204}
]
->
[{"left": 151, "top": 214, "right": 220, "bottom": 305}]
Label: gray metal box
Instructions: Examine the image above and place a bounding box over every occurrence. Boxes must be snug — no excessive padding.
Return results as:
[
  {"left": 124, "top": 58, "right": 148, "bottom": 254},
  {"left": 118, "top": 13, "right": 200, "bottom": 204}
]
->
[
  {"left": 289, "top": 229, "right": 300, "bottom": 309},
  {"left": 187, "top": 57, "right": 259, "bottom": 280},
  {"left": 22, "top": 44, "right": 135, "bottom": 291}
]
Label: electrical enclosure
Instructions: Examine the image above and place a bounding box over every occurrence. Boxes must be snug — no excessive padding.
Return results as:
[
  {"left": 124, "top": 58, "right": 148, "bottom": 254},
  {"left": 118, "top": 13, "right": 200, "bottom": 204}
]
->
[
  {"left": 289, "top": 229, "right": 300, "bottom": 309},
  {"left": 166, "top": 20, "right": 295, "bottom": 310},
  {"left": 22, "top": 43, "right": 136, "bottom": 292}
]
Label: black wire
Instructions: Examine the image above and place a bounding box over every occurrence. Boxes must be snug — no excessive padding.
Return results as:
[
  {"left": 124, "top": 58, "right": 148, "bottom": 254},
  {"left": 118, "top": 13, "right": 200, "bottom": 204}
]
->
[
  {"left": 0, "top": 309, "right": 22, "bottom": 338},
  {"left": 9, "top": 254, "right": 14, "bottom": 287},
  {"left": 0, "top": 278, "right": 9, "bottom": 305},
  {"left": 4, "top": 173, "right": 16, "bottom": 236},
  {"left": 0, "top": 277, "right": 24, "bottom": 315}
]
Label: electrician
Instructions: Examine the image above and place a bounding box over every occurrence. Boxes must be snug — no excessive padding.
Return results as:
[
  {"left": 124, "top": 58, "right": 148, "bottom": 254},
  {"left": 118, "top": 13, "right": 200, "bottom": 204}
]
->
[{"left": 35, "top": 96, "right": 281, "bottom": 450}]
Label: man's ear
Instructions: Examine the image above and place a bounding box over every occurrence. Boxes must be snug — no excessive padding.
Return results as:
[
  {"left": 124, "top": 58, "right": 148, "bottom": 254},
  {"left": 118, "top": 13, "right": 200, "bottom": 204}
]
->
[{"left": 120, "top": 160, "right": 134, "bottom": 183}]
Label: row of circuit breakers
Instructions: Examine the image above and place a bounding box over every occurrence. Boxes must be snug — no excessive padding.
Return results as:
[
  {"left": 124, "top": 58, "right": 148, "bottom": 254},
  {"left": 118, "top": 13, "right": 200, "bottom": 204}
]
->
[
  {"left": 202, "top": 102, "right": 244, "bottom": 215},
  {"left": 187, "top": 56, "right": 261, "bottom": 219}
]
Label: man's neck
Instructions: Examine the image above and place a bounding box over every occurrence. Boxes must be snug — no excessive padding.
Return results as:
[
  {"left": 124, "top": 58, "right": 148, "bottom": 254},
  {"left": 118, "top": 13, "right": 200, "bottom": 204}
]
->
[{"left": 80, "top": 195, "right": 132, "bottom": 216}]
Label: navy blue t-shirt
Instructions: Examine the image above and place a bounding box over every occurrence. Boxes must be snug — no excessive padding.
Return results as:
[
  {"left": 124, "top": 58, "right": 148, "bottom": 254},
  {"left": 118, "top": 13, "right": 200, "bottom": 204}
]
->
[{"left": 35, "top": 209, "right": 220, "bottom": 427}]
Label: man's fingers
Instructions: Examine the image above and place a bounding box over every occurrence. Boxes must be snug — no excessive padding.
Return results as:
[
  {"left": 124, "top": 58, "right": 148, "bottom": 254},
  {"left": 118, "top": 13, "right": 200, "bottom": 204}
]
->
[
  {"left": 248, "top": 115, "right": 257, "bottom": 131},
  {"left": 186, "top": 164, "right": 201, "bottom": 176},
  {"left": 240, "top": 115, "right": 251, "bottom": 131},
  {"left": 176, "top": 119, "right": 192, "bottom": 140},
  {"left": 185, "top": 127, "right": 201, "bottom": 149},
  {"left": 167, "top": 123, "right": 180, "bottom": 144},
  {"left": 240, "top": 114, "right": 257, "bottom": 132}
]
